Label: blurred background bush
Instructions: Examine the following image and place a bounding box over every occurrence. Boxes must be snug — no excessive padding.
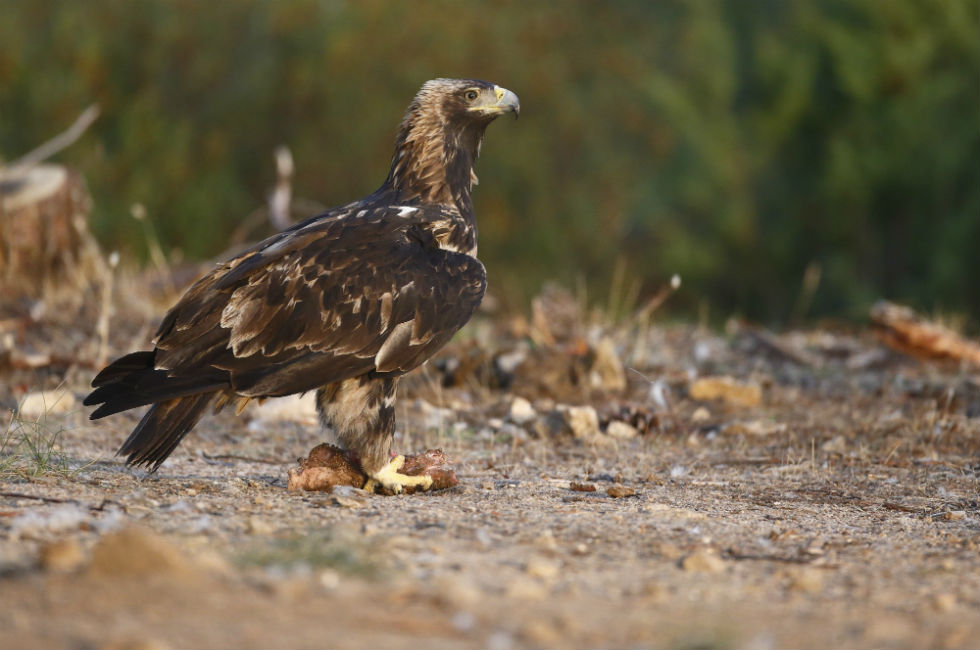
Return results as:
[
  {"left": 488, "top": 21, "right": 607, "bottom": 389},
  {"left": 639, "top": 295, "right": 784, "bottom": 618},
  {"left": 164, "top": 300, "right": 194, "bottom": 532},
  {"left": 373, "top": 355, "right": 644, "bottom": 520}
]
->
[{"left": 1, "top": 0, "right": 976, "bottom": 328}]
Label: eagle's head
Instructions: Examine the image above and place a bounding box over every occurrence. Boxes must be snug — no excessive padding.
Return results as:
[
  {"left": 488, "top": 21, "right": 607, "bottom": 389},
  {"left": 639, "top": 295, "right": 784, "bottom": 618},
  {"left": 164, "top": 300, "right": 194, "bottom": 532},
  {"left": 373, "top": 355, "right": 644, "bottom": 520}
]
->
[
  {"left": 411, "top": 78, "right": 521, "bottom": 125},
  {"left": 385, "top": 78, "right": 519, "bottom": 210}
]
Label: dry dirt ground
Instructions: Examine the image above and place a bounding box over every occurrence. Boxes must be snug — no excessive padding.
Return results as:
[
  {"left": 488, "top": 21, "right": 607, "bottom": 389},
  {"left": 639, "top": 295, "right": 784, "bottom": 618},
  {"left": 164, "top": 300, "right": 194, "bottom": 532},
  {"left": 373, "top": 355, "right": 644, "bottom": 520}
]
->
[{"left": 1, "top": 283, "right": 978, "bottom": 649}]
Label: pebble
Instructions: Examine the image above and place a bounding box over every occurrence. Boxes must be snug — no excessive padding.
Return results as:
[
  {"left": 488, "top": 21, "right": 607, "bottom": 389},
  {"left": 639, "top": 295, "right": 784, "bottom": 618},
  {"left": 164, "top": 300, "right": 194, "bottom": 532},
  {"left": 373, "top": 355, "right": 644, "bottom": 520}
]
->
[
  {"left": 569, "top": 482, "right": 596, "bottom": 492},
  {"left": 691, "top": 406, "right": 711, "bottom": 422},
  {"left": 725, "top": 420, "right": 787, "bottom": 436},
  {"left": 689, "top": 376, "right": 762, "bottom": 408},
  {"left": 681, "top": 548, "right": 727, "bottom": 573},
  {"left": 606, "top": 486, "right": 635, "bottom": 498},
  {"left": 561, "top": 405, "right": 600, "bottom": 439},
  {"left": 605, "top": 421, "right": 638, "bottom": 439},
  {"left": 821, "top": 435, "right": 848, "bottom": 453},
  {"left": 508, "top": 397, "right": 537, "bottom": 424},
  {"left": 17, "top": 389, "right": 77, "bottom": 418}
]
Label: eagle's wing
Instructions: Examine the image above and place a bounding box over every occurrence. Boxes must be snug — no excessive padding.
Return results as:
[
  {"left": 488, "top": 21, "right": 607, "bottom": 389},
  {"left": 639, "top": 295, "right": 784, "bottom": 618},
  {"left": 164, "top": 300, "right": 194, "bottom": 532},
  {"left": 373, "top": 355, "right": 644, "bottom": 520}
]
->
[{"left": 151, "top": 206, "right": 486, "bottom": 397}]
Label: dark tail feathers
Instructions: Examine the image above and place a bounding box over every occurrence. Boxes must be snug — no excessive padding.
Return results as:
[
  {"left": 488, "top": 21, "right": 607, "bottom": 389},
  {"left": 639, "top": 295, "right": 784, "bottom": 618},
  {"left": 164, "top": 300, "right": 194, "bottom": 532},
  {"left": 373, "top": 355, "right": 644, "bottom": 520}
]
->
[
  {"left": 118, "top": 393, "right": 216, "bottom": 470},
  {"left": 85, "top": 351, "right": 226, "bottom": 420},
  {"left": 85, "top": 350, "right": 226, "bottom": 470}
]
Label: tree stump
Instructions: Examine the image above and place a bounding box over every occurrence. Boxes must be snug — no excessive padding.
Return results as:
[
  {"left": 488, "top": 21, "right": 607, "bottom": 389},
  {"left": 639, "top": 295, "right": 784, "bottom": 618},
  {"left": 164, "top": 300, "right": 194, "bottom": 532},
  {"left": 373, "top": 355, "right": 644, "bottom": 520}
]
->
[{"left": 0, "top": 164, "right": 92, "bottom": 296}]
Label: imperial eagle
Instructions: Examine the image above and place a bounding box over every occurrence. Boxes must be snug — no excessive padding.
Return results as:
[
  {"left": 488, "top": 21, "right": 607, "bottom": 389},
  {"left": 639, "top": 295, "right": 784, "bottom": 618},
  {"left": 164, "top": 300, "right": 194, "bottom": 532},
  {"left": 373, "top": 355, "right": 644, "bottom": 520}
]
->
[{"left": 84, "top": 78, "right": 519, "bottom": 493}]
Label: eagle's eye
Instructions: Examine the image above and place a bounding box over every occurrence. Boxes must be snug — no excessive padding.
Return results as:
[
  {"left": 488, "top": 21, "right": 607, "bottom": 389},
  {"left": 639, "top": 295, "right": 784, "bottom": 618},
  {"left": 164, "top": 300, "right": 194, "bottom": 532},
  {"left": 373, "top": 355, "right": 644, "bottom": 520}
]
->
[{"left": 464, "top": 89, "right": 479, "bottom": 102}]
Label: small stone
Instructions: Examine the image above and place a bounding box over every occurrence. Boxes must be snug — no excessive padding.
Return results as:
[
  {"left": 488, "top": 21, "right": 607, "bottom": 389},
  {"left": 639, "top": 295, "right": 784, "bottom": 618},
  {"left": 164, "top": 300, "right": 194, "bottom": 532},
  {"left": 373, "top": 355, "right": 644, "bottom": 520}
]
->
[
  {"left": 569, "top": 482, "right": 596, "bottom": 492},
  {"left": 689, "top": 376, "right": 762, "bottom": 408},
  {"left": 508, "top": 397, "right": 537, "bottom": 424},
  {"left": 821, "top": 435, "right": 848, "bottom": 453},
  {"left": 39, "top": 538, "right": 85, "bottom": 572},
  {"left": 562, "top": 405, "right": 600, "bottom": 439},
  {"left": 725, "top": 419, "right": 787, "bottom": 436},
  {"left": 681, "top": 548, "right": 726, "bottom": 573},
  {"left": 691, "top": 406, "right": 711, "bottom": 422},
  {"left": 605, "top": 421, "right": 638, "bottom": 439},
  {"left": 17, "top": 389, "right": 77, "bottom": 418},
  {"left": 606, "top": 486, "right": 635, "bottom": 498}
]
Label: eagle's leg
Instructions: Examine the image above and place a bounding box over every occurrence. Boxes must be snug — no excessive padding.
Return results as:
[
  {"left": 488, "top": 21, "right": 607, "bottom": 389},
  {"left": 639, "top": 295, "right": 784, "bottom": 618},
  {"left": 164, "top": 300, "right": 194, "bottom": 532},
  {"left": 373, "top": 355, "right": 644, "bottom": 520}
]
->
[{"left": 316, "top": 376, "right": 432, "bottom": 494}]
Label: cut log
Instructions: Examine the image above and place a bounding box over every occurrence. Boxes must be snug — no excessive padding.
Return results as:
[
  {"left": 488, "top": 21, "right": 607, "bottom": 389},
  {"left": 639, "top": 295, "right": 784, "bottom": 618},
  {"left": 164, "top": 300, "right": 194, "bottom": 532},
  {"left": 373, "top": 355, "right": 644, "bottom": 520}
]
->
[{"left": 0, "top": 164, "right": 92, "bottom": 295}]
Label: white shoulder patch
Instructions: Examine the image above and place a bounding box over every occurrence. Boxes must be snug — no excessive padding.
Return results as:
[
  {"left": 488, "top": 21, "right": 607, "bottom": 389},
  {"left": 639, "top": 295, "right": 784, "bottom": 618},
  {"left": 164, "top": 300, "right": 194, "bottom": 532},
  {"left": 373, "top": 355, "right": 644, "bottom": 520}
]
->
[
  {"left": 375, "top": 320, "right": 414, "bottom": 372},
  {"left": 396, "top": 206, "right": 418, "bottom": 217}
]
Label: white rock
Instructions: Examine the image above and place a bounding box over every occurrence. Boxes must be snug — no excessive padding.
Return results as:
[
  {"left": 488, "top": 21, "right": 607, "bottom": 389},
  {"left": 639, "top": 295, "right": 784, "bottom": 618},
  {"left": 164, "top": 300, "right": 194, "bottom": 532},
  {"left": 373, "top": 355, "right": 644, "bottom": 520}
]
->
[
  {"left": 17, "top": 390, "right": 76, "bottom": 418},
  {"left": 561, "top": 405, "right": 600, "bottom": 439},
  {"left": 508, "top": 396, "right": 536, "bottom": 424},
  {"left": 605, "top": 421, "right": 638, "bottom": 439}
]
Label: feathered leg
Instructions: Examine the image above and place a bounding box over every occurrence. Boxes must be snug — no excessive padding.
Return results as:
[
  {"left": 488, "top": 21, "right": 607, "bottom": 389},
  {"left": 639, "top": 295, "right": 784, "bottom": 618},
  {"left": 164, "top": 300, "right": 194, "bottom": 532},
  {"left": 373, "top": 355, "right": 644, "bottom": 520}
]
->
[{"left": 316, "top": 376, "right": 431, "bottom": 494}]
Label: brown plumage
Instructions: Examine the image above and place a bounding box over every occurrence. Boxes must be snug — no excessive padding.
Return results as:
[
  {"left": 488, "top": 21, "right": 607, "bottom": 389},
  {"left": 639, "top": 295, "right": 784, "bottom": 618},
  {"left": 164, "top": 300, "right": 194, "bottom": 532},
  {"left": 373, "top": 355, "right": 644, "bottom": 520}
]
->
[{"left": 85, "top": 78, "right": 519, "bottom": 492}]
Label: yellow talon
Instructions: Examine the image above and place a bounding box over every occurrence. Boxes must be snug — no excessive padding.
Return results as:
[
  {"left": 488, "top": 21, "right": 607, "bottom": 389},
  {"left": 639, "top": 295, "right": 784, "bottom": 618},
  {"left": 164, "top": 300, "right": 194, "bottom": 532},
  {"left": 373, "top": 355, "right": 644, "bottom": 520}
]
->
[{"left": 363, "top": 455, "right": 434, "bottom": 494}]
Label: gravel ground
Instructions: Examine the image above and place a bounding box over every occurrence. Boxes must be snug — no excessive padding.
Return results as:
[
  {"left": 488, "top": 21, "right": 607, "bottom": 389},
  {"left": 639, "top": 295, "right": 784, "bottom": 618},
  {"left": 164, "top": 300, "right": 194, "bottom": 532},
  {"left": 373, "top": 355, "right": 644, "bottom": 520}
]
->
[{"left": 1, "top": 288, "right": 978, "bottom": 649}]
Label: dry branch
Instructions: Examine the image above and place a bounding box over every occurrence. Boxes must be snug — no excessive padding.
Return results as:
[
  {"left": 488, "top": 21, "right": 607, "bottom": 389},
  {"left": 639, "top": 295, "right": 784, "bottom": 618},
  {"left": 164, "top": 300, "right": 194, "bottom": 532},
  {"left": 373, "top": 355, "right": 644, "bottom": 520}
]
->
[
  {"left": 871, "top": 301, "right": 980, "bottom": 366},
  {"left": 0, "top": 104, "right": 99, "bottom": 180}
]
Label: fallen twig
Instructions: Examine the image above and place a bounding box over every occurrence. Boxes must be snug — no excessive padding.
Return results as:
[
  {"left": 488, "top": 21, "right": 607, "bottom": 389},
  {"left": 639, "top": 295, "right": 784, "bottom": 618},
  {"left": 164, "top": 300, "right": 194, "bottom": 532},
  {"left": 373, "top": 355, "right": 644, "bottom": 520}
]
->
[{"left": 871, "top": 300, "right": 980, "bottom": 366}]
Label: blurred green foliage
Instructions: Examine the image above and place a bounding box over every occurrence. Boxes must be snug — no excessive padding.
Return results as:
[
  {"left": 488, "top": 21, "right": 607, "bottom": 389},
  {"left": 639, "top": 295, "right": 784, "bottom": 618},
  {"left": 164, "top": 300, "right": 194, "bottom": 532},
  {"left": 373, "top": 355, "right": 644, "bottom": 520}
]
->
[{"left": 1, "top": 0, "right": 977, "bottom": 327}]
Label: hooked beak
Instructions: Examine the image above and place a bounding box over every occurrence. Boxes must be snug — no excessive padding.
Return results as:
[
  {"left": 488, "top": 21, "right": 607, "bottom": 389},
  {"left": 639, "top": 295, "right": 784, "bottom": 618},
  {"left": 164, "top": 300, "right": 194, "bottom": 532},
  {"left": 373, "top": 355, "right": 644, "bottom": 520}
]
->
[
  {"left": 470, "top": 85, "right": 520, "bottom": 119},
  {"left": 492, "top": 86, "right": 520, "bottom": 118}
]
